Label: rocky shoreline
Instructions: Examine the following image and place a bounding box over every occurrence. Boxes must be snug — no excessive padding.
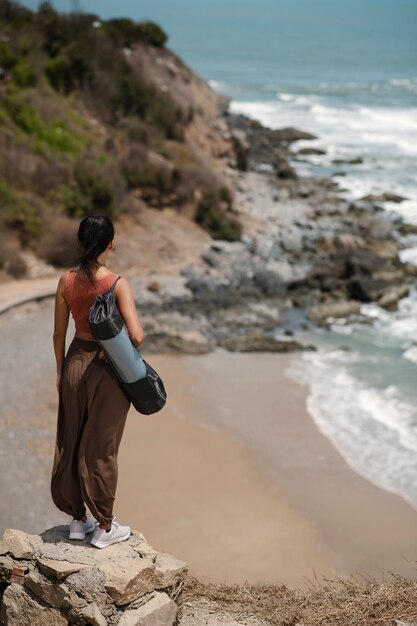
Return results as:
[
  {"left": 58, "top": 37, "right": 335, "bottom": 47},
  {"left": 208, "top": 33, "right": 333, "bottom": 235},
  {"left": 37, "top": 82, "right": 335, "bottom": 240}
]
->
[{"left": 132, "top": 109, "right": 417, "bottom": 355}]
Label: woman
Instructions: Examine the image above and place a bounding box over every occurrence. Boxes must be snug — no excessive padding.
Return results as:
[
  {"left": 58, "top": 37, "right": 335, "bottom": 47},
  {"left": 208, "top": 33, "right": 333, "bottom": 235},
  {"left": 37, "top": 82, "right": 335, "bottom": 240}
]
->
[{"left": 51, "top": 215, "right": 145, "bottom": 549}]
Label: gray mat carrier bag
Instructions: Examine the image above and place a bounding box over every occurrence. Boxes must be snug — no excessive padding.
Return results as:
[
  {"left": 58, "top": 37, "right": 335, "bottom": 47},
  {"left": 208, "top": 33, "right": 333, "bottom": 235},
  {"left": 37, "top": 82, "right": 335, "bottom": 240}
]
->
[{"left": 88, "top": 276, "right": 167, "bottom": 415}]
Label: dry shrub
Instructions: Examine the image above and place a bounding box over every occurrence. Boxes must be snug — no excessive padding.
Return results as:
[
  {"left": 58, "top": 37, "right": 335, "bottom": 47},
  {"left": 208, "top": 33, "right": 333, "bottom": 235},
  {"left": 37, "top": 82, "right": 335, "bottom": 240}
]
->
[
  {"left": 195, "top": 189, "right": 242, "bottom": 241},
  {"left": 180, "top": 570, "right": 417, "bottom": 626},
  {"left": 163, "top": 140, "right": 194, "bottom": 168},
  {"left": 119, "top": 118, "right": 149, "bottom": 145},
  {"left": 175, "top": 163, "right": 221, "bottom": 204},
  {"left": 37, "top": 215, "right": 78, "bottom": 267},
  {"left": 121, "top": 145, "right": 175, "bottom": 194},
  {"left": 64, "top": 155, "right": 126, "bottom": 219},
  {"left": 0, "top": 136, "right": 68, "bottom": 195},
  {"left": 0, "top": 232, "right": 27, "bottom": 278}
]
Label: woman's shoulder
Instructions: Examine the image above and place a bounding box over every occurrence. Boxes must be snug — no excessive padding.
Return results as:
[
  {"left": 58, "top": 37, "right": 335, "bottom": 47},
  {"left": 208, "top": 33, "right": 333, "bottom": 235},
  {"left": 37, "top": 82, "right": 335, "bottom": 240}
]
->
[
  {"left": 58, "top": 269, "right": 74, "bottom": 286},
  {"left": 113, "top": 274, "right": 133, "bottom": 297},
  {"left": 56, "top": 269, "right": 75, "bottom": 299}
]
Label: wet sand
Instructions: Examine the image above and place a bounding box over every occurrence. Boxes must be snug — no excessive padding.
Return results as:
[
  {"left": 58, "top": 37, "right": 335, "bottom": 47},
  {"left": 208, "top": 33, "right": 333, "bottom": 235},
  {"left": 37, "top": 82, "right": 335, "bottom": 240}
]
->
[{"left": 117, "top": 351, "right": 417, "bottom": 588}]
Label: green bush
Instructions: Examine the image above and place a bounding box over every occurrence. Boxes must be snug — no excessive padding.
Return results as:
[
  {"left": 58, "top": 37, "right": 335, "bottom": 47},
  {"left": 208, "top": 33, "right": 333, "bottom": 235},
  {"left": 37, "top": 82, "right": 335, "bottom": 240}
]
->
[
  {"left": 195, "top": 191, "right": 242, "bottom": 241},
  {"left": 3, "top": 91, "right": 84, "bottom": 155},
  {"left": 112, "top": 71, "right": 150, "bottom": 117},
  {"left": 121, "top": 118, "right": 149, "bottom": 144},
  {"left": 0, "top": 176, "right": 42, "bottom": 239},
  {"left": 3, "top": 93, "right": 43, "bottom": 134},
  {"left": 11, "top": 58, "right": 36, "bottom": 87},
  {"left": 45, "top": 41, "right": 93, "bottom": 93},
  {"left": 147, "top": 92, "right": 184, "bottom": 141},
  {"left": 218, "top": 186, "right": 233, "bottom": 205},
  {"left": 35, "top": 1, "right": 70, "bottom": 57},
  {"left": 0, "top": 1, "right": 33, "bottom": 27},
  {"left": 0, "top": 42, "right": 18, "bottom": 70},
  {"left": 135, "top": 21, "right": 167, "bottom": 47},
  {"left": 46, "top": 54, "right": 72, "bottom": 92},
  {"left": 121, "top": 161, "right": 168, "bottom": 191},
  {"left": 103, "top": 18, "right": 167, "bottom": 48},
  {"left": 64, "top": 160, "right": 118, "bottom": 218},
  {"left": 36, "top": 120, "right": 84, "bottom": 156},
  {"left": 102, "top": 18, "right": 138, "bottom": 47}
]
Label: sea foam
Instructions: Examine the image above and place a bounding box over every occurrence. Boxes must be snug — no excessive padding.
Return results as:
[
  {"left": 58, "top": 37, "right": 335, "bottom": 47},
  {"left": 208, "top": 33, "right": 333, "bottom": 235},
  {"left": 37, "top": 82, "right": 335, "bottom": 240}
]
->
[{"left": 287, "top": 348, "right": 417, "bottom": 511}]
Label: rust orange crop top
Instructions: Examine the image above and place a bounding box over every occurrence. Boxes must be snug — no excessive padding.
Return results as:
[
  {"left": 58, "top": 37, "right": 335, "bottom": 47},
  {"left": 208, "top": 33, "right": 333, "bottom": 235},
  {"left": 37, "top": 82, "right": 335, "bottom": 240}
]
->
[{"left": 64, "top": 269, "right": 120, "bottom": 334}]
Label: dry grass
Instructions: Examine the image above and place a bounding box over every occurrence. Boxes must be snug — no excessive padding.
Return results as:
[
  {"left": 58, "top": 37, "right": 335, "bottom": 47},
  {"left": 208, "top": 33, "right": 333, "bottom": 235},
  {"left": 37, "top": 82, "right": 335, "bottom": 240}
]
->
[{"left": 178, "top": 568, "right": 417, "bottom": 626}]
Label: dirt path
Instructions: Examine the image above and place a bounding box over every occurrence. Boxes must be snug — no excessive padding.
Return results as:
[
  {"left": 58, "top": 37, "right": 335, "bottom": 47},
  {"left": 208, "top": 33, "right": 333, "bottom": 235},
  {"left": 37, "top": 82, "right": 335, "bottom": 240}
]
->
[{"left": 0, "top": 275, "right": 59, "bottom": 315}]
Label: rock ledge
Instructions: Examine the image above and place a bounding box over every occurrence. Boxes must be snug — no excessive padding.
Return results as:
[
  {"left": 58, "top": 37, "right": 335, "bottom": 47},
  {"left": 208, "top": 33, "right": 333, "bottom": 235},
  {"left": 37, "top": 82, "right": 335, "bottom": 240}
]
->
[{"left": 0, "top": 526, "right": 187, "bottom": 626}]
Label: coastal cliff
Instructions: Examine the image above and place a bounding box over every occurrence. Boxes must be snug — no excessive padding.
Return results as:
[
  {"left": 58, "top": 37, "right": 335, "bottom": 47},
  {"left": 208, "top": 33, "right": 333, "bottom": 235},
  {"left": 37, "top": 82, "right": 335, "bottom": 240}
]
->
[{"left": 0, "top": 1, "right": 416, "bottom": 355}]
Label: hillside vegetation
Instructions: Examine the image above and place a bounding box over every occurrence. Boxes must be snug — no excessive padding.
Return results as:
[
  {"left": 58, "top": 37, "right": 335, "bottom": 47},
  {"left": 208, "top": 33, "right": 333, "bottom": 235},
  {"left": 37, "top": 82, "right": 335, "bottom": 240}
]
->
[{"left": 0, "top": 0, "right": 241, "bottom": 278}]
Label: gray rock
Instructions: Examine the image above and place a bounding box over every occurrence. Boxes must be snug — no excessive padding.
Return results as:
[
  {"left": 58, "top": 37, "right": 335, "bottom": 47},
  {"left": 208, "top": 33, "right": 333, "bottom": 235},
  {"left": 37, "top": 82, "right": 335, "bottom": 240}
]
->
[
  {"left": 68, "top": 599, "right": 107, "bottom": 626},
  {"left": 0, "top": 526, "right": 187, "bottom": 625},
  {"left": 0, "top": 556, "right": 15, "bottom": 584},
  {"left": 143, "top": 313, "right": 215, "bottom": 354},
  {"left": 100, "top": 559, "right": 156, "bottom": 606},
  {"left": 252, "top": 268, "right": 287, "bottom": 298},
  {"left": 271, "top": 127, "right": 317, "bottom": 143},
  {"left": 38, "top": 557, "right": 89, "bottom": 580},
  {"left": 118, "top": 591, "right": 177, "bottom": 626},
  {"left": 0, "top": 583, "right": 68, "bottom": 626},
  {"left": 273, "top": 156, "right": 298, "bottom": 180},
  {"left": 399, "top": 222, "right": 417, "bottom": 235},
  {"left": 154, "top": 552, "right": 188, "bottom": 589},
  {"left": 231, "top": 130, "right": 250, "bottom": 171},
  {"left": 308, "top": 300, "right": 362, "bottom": 322},
  {"left": 298, "top": 147, "right": 326, "bottom": 155},
  {"left": 0, "top": 529, "right": 39, "bottom": 560},
  {"left": 378, "top": 284, "right": 410, "bottom": 310},
  {"left": 25, "top": 570, "right": 69, "bottom": 609},
  {"left": 332, "top": 156, "right": 363, "bottom": 164},
  {"left": 217, "top": 331, "right": 308, "bottom": 353},
  {"left": 361, "top": 192, "right": 407, "bottom": 203}
]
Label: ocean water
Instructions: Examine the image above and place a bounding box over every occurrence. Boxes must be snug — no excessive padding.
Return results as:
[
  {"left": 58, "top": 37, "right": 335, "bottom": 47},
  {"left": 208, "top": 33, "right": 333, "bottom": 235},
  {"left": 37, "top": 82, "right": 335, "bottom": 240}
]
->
[
  {"left": 23, "top": 0, "right": 417, "bottom": 508},
  {"left": 287, "top": 292, "right": 417, "bottom": 511}
]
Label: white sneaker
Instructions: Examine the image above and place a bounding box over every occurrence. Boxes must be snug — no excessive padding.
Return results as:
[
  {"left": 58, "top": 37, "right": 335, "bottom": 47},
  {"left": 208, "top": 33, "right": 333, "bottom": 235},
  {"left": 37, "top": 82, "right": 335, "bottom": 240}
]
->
[
  {"left": 90, "top": 518, "right": 131, "bottom": 549},
  {"left": 69, "top": 516, "right": 96, "bottom": 540}
]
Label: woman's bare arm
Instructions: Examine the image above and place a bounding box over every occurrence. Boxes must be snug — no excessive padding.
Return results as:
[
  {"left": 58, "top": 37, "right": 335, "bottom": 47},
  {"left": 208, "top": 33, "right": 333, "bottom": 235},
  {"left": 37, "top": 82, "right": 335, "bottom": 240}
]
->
[
  {"left": 53, "top": 272, "right": 70, "bottom": 391},
  {"left": 115, "top": 277, "right": 145, "bottom": 349}
]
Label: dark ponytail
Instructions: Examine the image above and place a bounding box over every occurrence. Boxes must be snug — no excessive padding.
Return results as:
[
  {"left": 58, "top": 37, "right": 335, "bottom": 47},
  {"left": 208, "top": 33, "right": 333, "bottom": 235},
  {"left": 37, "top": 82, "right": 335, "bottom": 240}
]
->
[{"left": 77, "top": 215, "right": 115, "bottom": 285}]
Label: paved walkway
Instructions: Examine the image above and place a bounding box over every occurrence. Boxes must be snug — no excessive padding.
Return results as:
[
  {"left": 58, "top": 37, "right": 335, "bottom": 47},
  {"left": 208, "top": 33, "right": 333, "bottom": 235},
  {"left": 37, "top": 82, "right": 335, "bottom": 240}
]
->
[{"left": 0, "top": 275, "right": 59, "bottom": 315}]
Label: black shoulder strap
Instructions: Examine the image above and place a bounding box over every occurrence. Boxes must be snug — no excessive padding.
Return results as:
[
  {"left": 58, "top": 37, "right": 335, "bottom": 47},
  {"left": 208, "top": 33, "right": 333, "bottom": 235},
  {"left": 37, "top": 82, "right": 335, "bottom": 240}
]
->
[{"left": 111, "top": 275, "right": 122, "bottom": 291}]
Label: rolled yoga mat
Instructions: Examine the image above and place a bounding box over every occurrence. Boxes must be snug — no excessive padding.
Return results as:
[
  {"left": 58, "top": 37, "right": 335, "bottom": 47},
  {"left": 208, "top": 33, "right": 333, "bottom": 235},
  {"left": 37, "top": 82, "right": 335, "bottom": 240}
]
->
[
  {"left": 100, "top": 329, "right": 147, "bottom": 383},
  {"left": 88, "top": 276, "right": 167, "bottom": 415}
]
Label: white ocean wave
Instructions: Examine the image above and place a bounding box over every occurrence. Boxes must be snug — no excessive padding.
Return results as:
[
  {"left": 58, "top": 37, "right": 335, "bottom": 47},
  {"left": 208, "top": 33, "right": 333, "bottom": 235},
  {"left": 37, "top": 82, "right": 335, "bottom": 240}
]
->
[
  {"left": 229, "top": 94, "right": 417, "bottom": 217},
  {"left": 286, "top": 349, "right": 417, "bottom": 510},
  {"left": 400, "top": 247, "right": 417, "bottom": 265},
  {"left": 403, "top": 344, "right": 417, "bottom": 364}
]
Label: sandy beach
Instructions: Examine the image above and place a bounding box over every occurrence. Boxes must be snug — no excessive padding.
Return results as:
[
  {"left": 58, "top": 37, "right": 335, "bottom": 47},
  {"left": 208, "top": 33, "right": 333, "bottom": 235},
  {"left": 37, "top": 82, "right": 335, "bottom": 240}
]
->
[
  {"left": 116, "top": 351, "right": 417, "bottom": 588},
  {"left": 1, "top": 299, "right": 417, "bottom": 591}
]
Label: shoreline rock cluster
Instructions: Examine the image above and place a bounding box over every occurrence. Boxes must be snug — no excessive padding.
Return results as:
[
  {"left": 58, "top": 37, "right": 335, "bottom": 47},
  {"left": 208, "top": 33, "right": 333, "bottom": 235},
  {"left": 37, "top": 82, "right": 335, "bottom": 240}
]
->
[
  {"left": 0, "top": 526, "right": 187, "bottom": 626},
  {"left": 132, "top": 111, "right": 416, "bottom": 355}
]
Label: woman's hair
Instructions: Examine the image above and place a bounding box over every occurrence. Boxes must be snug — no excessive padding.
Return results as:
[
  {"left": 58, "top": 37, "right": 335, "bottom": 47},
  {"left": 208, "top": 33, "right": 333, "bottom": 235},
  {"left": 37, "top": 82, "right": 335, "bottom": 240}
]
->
[{"left": 77, "top": 215, "right": 114, "bottom": 284}]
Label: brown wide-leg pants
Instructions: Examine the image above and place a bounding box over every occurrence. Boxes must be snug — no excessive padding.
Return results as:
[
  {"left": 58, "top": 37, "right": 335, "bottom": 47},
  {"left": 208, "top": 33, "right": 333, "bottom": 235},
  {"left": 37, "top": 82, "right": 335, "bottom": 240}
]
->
[{"left": 50, "top": 337, "right": 130, "bottom": 526}]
